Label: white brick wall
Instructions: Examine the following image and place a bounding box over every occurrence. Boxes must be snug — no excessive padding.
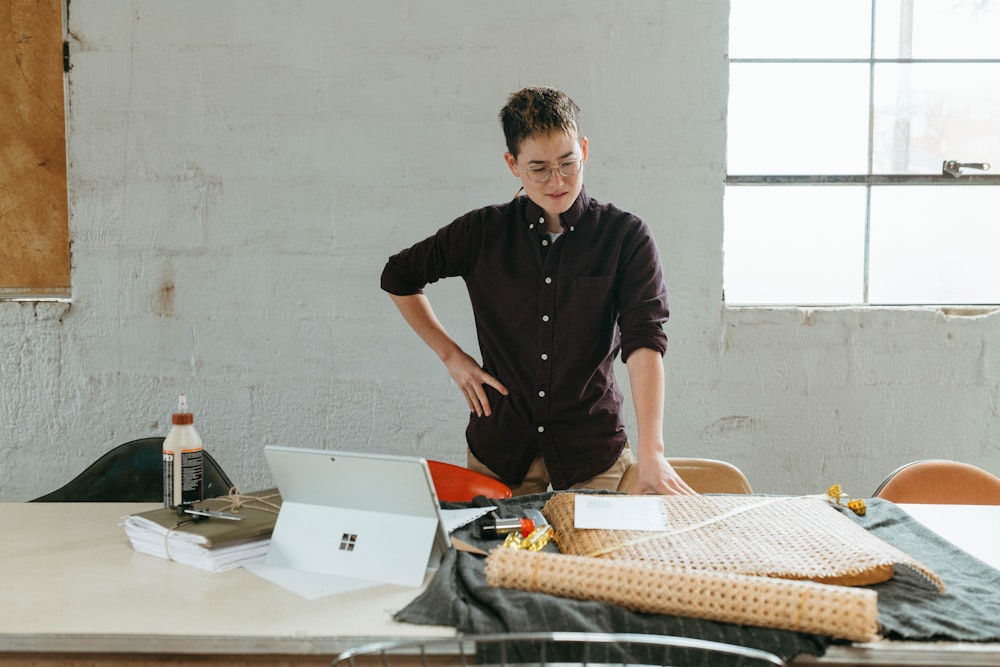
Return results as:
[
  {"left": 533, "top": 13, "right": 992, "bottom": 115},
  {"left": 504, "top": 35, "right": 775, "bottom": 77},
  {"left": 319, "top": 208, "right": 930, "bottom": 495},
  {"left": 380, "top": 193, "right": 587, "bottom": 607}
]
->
[{"left": 1, "top": 0, "right": 997, "bottom": 501}]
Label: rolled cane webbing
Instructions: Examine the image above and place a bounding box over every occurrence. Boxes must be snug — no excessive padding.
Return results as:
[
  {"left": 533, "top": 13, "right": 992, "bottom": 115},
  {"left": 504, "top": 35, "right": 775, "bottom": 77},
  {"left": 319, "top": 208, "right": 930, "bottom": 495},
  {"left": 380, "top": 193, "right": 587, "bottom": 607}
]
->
[
  {"left": 543, "top": 493, "right": 943, "bottom": 590},
  {"left": 485, "top": 547, "right": 880, "bottom": 642}
]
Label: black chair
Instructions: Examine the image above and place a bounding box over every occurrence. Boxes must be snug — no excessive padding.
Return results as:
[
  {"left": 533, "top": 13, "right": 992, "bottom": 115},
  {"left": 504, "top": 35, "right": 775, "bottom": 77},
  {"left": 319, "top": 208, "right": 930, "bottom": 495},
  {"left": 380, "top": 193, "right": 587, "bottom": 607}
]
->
[{"left": 31, "top": 437, "right": 235, "bottom": 502}]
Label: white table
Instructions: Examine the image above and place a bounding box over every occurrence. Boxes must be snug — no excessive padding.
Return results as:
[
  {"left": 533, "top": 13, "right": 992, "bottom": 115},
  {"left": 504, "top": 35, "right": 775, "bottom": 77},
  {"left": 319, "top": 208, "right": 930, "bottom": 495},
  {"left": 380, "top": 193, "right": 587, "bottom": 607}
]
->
[
  {"left": 1, "top": 501, "right": 998, "bottom": 666},
  {"left": 0, "top": 502, "right": 451, "bottom": 666}
]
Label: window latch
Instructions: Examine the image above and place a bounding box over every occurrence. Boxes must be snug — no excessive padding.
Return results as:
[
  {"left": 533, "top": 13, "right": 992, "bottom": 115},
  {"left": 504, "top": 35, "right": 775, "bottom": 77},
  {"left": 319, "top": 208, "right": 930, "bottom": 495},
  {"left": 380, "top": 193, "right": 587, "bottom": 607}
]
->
[{"left": 942, "top": 160, "right": 991, "bottom": 177}]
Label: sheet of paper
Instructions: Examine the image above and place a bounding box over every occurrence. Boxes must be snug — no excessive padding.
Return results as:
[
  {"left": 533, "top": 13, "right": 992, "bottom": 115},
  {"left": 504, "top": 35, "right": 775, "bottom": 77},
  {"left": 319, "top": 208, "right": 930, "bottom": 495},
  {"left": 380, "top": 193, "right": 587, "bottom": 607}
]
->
[
  {"left": 244, "top": 560, "right": 407, "bottom": 599},
  {"left": 441, "top": 506, "right": 496, "bottom": 534},
  {"left": 573, "top": 495, "right": 670, "bottom": 531}
]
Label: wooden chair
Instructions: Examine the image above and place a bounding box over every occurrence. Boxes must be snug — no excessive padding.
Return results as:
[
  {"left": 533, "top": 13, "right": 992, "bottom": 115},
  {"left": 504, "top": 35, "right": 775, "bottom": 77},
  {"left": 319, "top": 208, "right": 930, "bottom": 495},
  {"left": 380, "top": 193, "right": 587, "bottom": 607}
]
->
[
  {"left": 873, "top": 459, "right": 1000, "bottom": 504},
  {"left": 617, "top": 457, "right": 753, "bottom": 494},
  {"left": 427, "top": 459, "right": 513, "bottom": 502}
]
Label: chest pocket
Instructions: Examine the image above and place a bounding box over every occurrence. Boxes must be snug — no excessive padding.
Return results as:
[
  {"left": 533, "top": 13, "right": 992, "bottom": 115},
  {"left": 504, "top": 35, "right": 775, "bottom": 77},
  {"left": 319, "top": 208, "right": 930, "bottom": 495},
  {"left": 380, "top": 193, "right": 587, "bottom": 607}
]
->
[{"left": 567, "top": 275, "right": 616, "bottom": 341}]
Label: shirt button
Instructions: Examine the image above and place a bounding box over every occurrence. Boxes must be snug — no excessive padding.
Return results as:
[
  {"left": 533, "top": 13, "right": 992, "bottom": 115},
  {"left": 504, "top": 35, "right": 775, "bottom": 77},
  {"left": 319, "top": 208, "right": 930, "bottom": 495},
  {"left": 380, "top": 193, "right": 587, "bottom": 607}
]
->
[
  {"left": 541, "top": 239, "right": 549, "bottom": 247},
  {"left": 538, "top": 217, "right": 545, "bottom": 224},
  {"left": 541, "top": 353, "right": 548, "bottom": 361},
  {"left": 529, "top": 223, "right": 535, "bottom": 229},
  {"left": 544, "top": 277, "right": 552, "bottom": 284},
  {"left": 537, "top": 426, "right": 545, "bottom": 433},
  {"left": 542, "top": 315, "right": 550, "bottom": 322},
  {"left": 538, "top": 390, "right": 546, "bottom": 398},
  {"left": 569, "top": 226, "right": 575, "bottom": 232}
]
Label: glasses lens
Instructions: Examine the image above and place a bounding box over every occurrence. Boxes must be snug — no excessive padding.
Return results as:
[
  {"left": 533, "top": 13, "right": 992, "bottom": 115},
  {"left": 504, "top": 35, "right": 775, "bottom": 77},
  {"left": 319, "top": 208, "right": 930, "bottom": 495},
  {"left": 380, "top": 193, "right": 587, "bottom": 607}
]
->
[
  {"left": 559, "top": 159, "right": 582, "bottom": 177},
  {"left": 525, "top": 166, "right": 551, "bottom": 182},
  {"left": 521, "top": 158, "right": 582, "bottom": 182}
]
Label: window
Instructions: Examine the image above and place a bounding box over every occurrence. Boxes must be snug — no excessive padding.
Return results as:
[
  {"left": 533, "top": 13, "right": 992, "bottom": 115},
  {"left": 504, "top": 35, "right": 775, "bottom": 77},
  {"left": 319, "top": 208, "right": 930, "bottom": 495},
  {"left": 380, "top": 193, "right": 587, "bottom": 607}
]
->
[{"left": 725, "top": 0, "right": 1000, "bottom": 306}]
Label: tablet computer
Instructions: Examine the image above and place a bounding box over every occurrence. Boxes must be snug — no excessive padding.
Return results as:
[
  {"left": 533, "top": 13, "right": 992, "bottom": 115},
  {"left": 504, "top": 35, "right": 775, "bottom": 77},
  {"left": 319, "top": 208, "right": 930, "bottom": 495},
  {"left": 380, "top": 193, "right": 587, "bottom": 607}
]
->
[{"left": 262, "top": 446, "right": 451, "bottom": 589}]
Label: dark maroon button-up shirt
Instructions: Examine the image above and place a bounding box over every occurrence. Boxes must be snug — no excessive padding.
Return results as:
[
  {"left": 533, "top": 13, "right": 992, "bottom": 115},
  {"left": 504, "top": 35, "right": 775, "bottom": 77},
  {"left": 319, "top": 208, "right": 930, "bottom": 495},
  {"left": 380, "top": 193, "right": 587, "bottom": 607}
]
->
[{"left": 381, "top": 188, "right": 669, "bottom": 489}]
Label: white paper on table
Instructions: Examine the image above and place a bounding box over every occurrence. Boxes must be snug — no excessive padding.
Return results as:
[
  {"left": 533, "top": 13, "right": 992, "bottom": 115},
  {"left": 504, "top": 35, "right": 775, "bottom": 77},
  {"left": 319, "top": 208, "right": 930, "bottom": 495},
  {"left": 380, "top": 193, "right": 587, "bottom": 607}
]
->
[
  {"left": 573, "top": 494, "right": 671, "bottom": 531},
  {"left": 441, "top": 506, "right": 497, "bottom": 533},
  {"left": 243, "top": 560, "right": 384, "bottom": 599}
]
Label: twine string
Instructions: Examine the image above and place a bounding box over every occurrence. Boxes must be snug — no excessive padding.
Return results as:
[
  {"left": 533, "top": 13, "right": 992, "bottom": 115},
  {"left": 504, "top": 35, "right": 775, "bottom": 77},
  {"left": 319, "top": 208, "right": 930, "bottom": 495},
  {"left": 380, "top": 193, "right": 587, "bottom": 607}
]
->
[
  {"left": 161, "top": 487, "right": 280, "bottom": 562},
  {"left": 580, "top": 492, "right": 858, "bottom": 559},
  {"left": 214, "top": 486, "right": 281, "bottom": 514},
  {"left": 581, "top": 495, "right": 799, "bottom": 558}
]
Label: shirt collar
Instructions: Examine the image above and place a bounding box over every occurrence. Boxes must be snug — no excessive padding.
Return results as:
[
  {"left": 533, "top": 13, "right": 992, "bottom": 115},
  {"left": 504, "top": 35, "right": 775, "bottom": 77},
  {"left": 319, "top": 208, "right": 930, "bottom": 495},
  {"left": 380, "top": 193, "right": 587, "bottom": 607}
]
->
[{"left": 523, "top": 186, "right": 590, "bottom": 231}]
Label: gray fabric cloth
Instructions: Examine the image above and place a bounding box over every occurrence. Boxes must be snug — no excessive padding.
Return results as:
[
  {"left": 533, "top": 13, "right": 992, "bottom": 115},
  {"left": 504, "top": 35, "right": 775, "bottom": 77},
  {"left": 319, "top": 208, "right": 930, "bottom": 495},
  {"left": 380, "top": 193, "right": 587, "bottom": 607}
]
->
[
  {"left": 853, "top": 497, "right": 1000, "bottom": 640},
  {"left": 395, "top": 494, "right": 1000, "bottom": 664}
]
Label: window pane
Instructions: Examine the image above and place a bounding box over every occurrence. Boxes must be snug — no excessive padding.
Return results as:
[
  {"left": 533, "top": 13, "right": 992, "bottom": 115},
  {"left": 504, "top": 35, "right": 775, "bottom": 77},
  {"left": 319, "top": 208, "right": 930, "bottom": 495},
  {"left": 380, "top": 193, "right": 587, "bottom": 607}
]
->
[
  {"left": 724, "top": 187, "right": 867, "bottom": 305},
  {"left": 728, "top": 64, "right": 870, "bottom": 174},
  {"left": 868, "top": 186, "right": 1000, "bottom": 304},
  {"left": 730, "top": 0, "right": 872, "bottom": 59},
  {"left": 875, "top": 0, "right": 1000, "bottom": 59},
  {"left": 873, "top": 63, "right": 1000, "bottom": 174}
]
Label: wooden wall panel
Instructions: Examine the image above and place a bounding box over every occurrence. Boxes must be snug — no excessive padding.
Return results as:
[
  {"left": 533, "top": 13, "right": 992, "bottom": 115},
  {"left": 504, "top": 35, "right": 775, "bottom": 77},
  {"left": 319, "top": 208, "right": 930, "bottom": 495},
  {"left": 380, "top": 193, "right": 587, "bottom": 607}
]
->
[{"left": 0, "top": 0, "right": 70, "bottom": 296}]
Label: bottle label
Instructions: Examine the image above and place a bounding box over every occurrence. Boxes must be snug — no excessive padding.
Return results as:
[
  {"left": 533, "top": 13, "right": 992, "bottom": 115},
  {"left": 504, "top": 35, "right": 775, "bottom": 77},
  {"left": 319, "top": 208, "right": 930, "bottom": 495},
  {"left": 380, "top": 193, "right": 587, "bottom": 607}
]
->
[
  {"left": 180, "top": 449, "right": 204, "bottom": 505},
  {"left": 163, "top": 452, "right": 174, "bottom": 508}
]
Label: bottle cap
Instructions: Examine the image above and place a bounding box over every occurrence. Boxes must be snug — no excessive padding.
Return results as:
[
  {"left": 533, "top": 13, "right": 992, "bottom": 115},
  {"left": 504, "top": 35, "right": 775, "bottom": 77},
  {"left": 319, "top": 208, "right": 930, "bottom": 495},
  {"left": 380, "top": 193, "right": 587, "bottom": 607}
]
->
[
  {"left": 477, "top": 516, "right": 535, "bottom": 540},
  {"left": 172, "top": 393, "right": 194, "bottom": 425}
]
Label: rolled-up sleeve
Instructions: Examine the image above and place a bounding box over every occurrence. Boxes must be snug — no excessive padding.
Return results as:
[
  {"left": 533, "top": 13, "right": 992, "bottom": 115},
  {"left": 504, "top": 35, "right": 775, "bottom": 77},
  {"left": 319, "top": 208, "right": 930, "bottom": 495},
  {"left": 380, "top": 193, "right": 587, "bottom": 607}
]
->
[
  {"left": 380, "top": 214, "right": 481, "bottom": 296},
  {"left": 616, "top": 221, "right": 669, "bottom": 361},
  {"left": 380, "top": 249, "right": 427, "bottom": 296}
]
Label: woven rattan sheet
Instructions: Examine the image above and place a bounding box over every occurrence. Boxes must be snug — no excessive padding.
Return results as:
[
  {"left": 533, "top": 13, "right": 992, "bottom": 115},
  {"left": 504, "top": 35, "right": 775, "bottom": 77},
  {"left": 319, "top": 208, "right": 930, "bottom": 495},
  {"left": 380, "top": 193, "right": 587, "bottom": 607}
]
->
[{"left": 542, "top": 493, "right": 942, "bottom": 589}]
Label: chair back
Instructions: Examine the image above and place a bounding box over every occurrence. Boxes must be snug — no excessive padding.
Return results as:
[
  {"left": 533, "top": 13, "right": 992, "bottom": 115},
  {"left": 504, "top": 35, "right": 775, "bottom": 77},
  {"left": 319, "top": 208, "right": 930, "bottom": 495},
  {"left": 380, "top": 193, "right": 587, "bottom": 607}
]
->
[
  {"left": 873, "top": 459, "right": 1000, "bottom": 504},
  {"left": 617, "top": 457, "right": 753, "bottom": 494},
  {"left": 427, "top": 459, "right": 512, "bottom": 502},
  {"left": 31, "top": 437, "right": 234, "bottom": 502}
]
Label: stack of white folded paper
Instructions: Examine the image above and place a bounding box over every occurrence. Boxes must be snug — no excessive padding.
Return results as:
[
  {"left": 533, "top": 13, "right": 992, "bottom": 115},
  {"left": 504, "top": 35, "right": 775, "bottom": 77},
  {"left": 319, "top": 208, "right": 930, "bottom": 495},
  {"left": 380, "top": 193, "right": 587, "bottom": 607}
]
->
[
  {"left": 124, "top": 515, "right": 271, "bottom": 572},
  {"left": 123, "top": 490, "right": 281, "bottom": 573}
]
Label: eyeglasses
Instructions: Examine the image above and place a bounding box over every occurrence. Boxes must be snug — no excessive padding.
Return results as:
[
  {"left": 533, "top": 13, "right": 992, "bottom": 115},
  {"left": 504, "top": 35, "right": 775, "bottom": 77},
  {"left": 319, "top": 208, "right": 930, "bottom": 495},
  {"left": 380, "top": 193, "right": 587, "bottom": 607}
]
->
[{"left": 518, "top": 157, "right": 584, "bottom": 183}]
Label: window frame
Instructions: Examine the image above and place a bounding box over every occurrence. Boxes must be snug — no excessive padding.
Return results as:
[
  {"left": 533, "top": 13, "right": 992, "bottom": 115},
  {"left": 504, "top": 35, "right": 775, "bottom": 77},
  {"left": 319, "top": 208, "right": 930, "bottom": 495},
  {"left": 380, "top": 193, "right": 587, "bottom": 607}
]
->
[{"left": 725, "top": 2, "right": 1000, "bottom": 306}]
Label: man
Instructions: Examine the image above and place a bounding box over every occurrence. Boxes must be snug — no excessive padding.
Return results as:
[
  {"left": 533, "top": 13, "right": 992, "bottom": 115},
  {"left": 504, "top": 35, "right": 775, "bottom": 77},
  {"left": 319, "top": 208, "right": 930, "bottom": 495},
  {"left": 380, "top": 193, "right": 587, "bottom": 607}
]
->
[{"left": 381, "top": 86, "right": 695, "bottom": 496}]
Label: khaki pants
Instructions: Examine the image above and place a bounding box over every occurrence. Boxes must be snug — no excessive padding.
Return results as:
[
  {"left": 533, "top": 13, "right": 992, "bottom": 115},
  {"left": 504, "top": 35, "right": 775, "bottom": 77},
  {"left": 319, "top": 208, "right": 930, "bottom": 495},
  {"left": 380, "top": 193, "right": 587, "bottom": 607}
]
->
[{"left": 467, "top": 446, "right": 635, "bottom": 496}]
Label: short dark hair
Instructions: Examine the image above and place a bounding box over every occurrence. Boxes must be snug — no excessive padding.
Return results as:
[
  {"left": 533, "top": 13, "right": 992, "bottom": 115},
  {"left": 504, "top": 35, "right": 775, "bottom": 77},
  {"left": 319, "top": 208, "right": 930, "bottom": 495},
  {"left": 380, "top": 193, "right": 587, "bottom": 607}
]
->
[{"left": 499, "top": 86, "right": 581, "bottom": 158}]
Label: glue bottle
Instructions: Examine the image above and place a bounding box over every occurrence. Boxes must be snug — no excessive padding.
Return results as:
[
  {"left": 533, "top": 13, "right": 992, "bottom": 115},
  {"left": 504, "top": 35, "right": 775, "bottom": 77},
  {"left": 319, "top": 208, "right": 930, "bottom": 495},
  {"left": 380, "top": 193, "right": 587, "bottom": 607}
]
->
[{"left": 162, "top": 394, "right": 204, "bottom": 509}]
